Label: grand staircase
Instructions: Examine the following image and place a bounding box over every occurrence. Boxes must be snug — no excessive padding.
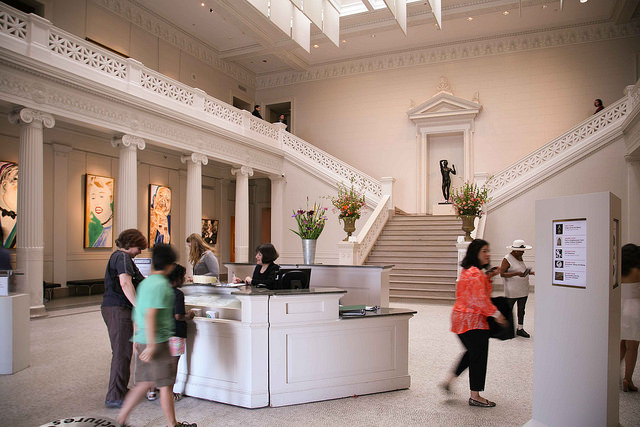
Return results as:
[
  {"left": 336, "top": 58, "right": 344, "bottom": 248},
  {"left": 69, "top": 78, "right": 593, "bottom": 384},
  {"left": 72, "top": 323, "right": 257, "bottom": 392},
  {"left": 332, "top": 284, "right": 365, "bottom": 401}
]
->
[{"left": 365, "top": 215, "right": 461, "bottom": 304}]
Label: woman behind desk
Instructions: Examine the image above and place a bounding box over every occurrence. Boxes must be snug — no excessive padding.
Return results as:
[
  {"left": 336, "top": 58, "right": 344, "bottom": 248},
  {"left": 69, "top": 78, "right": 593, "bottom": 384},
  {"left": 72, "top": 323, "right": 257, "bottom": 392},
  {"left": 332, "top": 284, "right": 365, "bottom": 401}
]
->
[
  {"left": 186, "top": 233, "right": 219, "bottom": 280},
  {"left": 234, "top": 243, "right": 280, "bottom": 289}
]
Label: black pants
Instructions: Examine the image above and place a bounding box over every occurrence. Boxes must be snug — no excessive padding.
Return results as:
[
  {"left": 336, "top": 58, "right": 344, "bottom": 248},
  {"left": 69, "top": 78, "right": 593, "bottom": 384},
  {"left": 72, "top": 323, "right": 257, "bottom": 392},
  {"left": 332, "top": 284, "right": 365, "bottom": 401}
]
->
[
  {"left": 507, "top": 296, "right": 528, "bottom": 326},
  {"left": 101, "top": 305, "right": 133, "bottom": 402},
  {"left": 454, "top": 329, "right": 490, "bottom": 392}
]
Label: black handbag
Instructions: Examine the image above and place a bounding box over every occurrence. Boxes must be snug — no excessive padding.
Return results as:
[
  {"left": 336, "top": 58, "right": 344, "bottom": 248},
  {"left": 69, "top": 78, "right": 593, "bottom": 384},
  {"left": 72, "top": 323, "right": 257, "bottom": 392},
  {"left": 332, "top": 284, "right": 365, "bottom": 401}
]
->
[{"left": 487, "top": 296, "right": 515, "bottom": 340}]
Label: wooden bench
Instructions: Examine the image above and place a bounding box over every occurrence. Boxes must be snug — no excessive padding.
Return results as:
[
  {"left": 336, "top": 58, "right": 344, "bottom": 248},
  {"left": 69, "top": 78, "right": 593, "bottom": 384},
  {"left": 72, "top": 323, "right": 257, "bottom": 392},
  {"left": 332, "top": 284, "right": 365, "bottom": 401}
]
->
[
  {"left": 43, "top": 281, "right": 61, "bottom": 301},
  {"left": 66, "top": 278, "right": 104, "bottom": 296}
]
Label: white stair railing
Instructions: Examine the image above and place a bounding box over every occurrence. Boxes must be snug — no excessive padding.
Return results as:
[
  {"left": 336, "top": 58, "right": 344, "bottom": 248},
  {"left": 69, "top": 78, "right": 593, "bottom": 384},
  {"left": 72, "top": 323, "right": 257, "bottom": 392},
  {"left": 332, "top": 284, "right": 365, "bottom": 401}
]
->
[{"left": 485, "top": 80, "right": 640, "bottom": 210}]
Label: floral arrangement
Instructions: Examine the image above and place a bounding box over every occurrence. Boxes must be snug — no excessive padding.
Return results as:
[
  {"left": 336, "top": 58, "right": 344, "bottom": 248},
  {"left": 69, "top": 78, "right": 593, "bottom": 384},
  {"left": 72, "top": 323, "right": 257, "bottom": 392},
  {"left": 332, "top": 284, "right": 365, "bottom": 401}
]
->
[
  {"left": 450, "top": 181, "right": 490, "bottom": 218},
  {"left": 290, "top": 199, "right": 328, "bottom": 240},
  {"left": 330, "top": 180, "right": 366, "bottom": 219}
]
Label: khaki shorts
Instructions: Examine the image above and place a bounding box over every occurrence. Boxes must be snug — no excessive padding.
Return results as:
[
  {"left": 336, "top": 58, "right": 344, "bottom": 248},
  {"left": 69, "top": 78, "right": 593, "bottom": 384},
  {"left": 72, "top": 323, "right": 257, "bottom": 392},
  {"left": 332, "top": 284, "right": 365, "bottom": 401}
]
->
[{"left": 134, "top": 342, "right": 176, "bottom": 388}]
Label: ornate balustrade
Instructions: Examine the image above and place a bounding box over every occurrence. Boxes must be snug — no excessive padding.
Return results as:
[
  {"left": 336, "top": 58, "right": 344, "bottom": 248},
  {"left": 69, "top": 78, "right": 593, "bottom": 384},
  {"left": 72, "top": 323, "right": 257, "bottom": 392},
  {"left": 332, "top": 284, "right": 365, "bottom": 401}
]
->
[
  {"left": 485, "top": 81, "right": 640, "bottom": 210},
  {"left": 0, "top": 3, "right": 382, "bottom": 202},
  {"left": 338, "top": 195, "right": 391, "bottom": 265}
]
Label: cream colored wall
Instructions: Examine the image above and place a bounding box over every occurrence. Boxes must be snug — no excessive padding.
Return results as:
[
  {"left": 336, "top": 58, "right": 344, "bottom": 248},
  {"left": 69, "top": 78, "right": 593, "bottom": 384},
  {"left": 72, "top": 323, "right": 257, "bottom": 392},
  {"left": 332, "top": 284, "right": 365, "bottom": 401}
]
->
[
  {"left": 257, "top": 38, "right": 640, "bottom": 212},
  {"left": 278, "top": 161, "right": 372, "bottom": 265},
  {"left": 48, "top": 0, "right": 255, "bottom": 105},
  {"left": 485, "top": 137, "right": 631, "bottom": 288}
]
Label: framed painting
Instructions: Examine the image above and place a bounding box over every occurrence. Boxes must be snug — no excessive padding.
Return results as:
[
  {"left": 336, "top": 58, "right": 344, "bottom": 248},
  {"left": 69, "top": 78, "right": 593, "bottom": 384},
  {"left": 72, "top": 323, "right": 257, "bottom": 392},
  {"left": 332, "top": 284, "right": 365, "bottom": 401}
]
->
[
  {"left": 201, "top": 218, "right": 219, "bottom": 246},
  {"left": 0, "top": 161, "right": 18, "bottom": 249},
  {"left": 84, "top": 174, "right": 114, "bottom": 248},
  {"left": 149, "top": 184, "right": 171, "bottom": 248}
]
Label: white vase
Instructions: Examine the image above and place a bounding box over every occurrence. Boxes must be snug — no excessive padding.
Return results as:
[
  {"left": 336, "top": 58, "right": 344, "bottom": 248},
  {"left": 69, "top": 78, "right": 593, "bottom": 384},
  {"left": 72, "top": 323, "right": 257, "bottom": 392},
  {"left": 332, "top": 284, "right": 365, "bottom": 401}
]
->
[{"left": 301, "top": 239, "right": 317, "bottom": 265}]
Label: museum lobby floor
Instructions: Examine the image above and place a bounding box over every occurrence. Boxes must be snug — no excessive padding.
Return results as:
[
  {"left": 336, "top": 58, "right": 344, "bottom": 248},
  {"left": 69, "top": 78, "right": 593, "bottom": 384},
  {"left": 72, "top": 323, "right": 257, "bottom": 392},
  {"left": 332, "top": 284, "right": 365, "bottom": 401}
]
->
[{"left": 1, "top": 295, "right": 638, "bottom": 426}]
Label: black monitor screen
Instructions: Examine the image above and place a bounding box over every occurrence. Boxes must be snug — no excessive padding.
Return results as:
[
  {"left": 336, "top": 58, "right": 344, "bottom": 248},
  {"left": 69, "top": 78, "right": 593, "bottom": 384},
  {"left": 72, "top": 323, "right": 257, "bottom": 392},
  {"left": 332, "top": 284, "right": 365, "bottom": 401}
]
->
[{"left": 275, "top": 268, "right": 311, "bottom": 290}]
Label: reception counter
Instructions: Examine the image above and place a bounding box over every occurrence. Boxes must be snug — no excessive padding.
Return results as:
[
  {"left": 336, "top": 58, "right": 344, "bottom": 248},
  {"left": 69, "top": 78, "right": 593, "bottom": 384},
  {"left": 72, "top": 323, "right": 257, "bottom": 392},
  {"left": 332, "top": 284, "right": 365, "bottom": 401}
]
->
[
  {"left": 174, "top": 285, "right": 415, "bottom": 408},
  {"left": 224, "top": 263, "right": 393, "bottom": 307}
]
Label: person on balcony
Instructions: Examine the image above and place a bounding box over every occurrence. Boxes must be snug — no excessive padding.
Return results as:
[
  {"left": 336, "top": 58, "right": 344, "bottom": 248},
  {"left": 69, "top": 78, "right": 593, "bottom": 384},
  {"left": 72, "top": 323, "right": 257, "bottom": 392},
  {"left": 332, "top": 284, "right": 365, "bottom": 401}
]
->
[
  {"left": 594, "top": 98, "right": 604, "bottom": 114},
  {"left": 500, "top": 239, "right": 535, "bottom": 338},
  {"left": 252, "top": 105, "right": 262, "bottom": 119}
]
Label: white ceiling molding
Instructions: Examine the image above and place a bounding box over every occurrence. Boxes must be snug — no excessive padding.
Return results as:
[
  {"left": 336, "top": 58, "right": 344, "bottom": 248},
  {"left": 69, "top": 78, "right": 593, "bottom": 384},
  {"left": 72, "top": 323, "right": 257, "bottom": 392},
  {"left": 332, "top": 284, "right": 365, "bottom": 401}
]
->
[
  {"left": 428, "top": 0, "right": 441, "bottom": 29},
  {"left": 256, "top": 19, "right": 640, "bottom": 89},
  {"left": 91, "top": 0, "right": 256, "bottom": 87}
]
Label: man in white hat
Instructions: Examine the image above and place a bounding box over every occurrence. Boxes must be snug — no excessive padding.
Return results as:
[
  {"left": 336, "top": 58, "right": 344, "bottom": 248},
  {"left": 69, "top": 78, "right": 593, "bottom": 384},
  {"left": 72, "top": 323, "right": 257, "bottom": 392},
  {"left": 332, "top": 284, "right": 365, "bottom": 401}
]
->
[{"left": 500, "top": 240, "right": 535, "bottom": 338}]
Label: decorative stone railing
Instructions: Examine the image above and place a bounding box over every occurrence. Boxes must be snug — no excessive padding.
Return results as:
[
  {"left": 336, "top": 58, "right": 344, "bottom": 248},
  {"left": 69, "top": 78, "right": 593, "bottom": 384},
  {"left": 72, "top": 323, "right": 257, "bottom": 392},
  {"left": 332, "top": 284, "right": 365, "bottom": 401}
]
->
[
  {"left": 338, "top": 195, "right": 392, "bottom": 265},
  {"left": 0, "top": 3, "right": 382, "bottom": 204},
  {"left": 485, "top": 82, "right": 640, "bottom": 210}
]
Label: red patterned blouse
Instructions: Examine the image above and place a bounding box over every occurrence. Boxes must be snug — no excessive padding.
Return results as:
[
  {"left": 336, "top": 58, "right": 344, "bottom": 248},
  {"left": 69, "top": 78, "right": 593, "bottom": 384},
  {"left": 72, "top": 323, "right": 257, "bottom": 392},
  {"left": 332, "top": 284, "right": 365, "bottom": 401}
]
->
[{"left": 451, "top": 266, "right": 498, "bottom": 334}]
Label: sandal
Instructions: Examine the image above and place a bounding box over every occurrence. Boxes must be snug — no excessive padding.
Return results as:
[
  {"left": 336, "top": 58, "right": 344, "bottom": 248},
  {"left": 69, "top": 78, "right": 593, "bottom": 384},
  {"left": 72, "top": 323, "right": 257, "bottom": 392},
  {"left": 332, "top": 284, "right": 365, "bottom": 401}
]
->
[
  {"left": 146, "top": 389, "right": 158, "bottom": 401},
  {"left": 173, "top": 392, "right": 183, "bottom": 401}
]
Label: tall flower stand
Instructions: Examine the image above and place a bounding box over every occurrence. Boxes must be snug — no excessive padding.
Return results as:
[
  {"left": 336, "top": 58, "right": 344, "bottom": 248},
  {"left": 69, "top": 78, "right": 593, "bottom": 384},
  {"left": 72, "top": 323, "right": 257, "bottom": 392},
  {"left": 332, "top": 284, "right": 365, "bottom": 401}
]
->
[
  {"left": 460, "top": 215, "right": 477, "bottom": 242},
  {"left": 341, "top": 217, "right": 357, "bottom": 241}
]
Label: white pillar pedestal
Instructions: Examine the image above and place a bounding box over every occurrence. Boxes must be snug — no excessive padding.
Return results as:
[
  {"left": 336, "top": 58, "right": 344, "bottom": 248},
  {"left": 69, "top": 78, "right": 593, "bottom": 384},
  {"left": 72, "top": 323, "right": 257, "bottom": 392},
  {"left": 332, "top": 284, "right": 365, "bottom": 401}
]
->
[
  {"left": 269, "top": 175, "right": 285, "bottom": 252},
  {"left": 0, "top": 293, "right": 30, "bottom": 374},
  {"left": 232, "top": 166, "right": 253, "bottom": 263},
  {"left": 111, "top": 135, "right": 145, "bottom": 234},
  {"left": 8, "top": 108, "right": 54, "bottom": 318},
  {"left": 455, "top": 240, "right": 470, "bottom": 280},
  {"left": 182, "top": 153, "right": 208, "bottom": 276},
  {"left": 528, "top": 192, "right": 621, "bottom": 427}
]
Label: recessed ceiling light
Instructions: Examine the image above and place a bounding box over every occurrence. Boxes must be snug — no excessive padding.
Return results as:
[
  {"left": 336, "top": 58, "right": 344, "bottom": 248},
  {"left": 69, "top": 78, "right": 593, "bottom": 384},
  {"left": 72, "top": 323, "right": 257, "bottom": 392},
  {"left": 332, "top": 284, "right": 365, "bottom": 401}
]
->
[
  {"left": 262, "top": 59, "right": 267, "bottom": 63},
  {"left": 580, "top": 0, "right": 588, "bottom": 3},
  {"left": 341, "top": 39, "right": 346, "bottom": 43},
  {"left": 200, "top": 2, "right": 205, "bottom": 6},
  {"left": 313, "top": 44, "right": 319, "bottom": 48},
  {"left": 503, "top": 10, "right": 509, "bottom": 15},
  {"left": 542, "top": 4, "right": 547, "bottom": 8},
  {"left": 467, "top": 17, "right": 473, "bottom": 21},
  {"left": 371, "top": 34, "right": 376, "bottom": 38}
]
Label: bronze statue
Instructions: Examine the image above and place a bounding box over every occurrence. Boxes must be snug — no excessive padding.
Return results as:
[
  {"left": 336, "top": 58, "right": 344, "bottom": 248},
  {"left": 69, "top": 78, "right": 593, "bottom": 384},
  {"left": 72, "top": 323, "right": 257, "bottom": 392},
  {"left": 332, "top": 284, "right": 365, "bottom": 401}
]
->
[{"left": 440, "top": 159, "right": 456, "bottom": 201}]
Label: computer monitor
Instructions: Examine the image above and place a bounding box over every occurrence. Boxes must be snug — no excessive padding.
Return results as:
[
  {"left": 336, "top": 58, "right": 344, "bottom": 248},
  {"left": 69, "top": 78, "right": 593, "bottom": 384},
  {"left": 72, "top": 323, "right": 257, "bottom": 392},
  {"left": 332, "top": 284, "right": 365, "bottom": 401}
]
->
[{"left": 275, "top": 268, "right": 311, "bottom": 290}]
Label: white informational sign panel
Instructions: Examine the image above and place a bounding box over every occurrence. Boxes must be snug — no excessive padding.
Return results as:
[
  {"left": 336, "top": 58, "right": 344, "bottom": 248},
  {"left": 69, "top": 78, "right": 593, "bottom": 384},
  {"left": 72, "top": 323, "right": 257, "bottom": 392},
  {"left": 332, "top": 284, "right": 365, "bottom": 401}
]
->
[
  {"left": 134, "top": 257, "right": 151, "bottom": 277},
  {"left": 552, "top": 218, "right": 587, "bottom": 288}
]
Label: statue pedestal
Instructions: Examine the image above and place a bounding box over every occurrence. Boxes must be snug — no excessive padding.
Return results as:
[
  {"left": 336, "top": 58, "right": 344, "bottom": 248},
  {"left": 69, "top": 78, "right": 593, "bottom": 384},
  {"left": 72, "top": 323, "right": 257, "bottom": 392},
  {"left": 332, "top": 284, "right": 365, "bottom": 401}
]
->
[{"left": 432, "top": 203, "right": 455, "bottom": 216}]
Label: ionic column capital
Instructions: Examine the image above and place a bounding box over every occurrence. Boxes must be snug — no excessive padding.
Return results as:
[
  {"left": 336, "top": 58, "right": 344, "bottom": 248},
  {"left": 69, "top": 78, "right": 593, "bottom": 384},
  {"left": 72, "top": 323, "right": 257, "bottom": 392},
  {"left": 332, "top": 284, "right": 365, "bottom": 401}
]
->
[
  {"left": 231, "top": 166, "right": 254, "bottom": 177},
  {"left": 111, "top": 135, "right": 146, "bottom": 151},
  {"left": 181, "top": 152, "right": 209, "bottom": 166},
  {"left": 8, "top": 108, "right": 55, "bottom": 128}
]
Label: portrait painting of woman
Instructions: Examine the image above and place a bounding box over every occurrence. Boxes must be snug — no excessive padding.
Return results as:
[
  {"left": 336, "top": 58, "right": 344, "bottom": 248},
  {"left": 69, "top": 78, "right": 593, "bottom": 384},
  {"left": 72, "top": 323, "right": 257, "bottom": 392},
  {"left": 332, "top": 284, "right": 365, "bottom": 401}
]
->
[
  {"left": 201, "top": 219, "right": 218, "bottom": 246},
  {"left": 149, "top": 184, "right": 171, "bottom": 248},
  {"left": 0, "top": 162, "right": 18, "bottom": 249},
  {"left": 84, "top": 174, "right": 114, "bottom": 248}
]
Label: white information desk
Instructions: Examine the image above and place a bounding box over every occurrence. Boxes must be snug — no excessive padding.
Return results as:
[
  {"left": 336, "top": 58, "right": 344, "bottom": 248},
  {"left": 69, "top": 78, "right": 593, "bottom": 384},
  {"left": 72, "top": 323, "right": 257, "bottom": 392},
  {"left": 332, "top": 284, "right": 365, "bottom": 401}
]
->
[
  {"left": 224, "top": 263, "right": 393, "bottom": 307},
  {"left": 174, "top": 285, "right": 414, "bottom": 408}
]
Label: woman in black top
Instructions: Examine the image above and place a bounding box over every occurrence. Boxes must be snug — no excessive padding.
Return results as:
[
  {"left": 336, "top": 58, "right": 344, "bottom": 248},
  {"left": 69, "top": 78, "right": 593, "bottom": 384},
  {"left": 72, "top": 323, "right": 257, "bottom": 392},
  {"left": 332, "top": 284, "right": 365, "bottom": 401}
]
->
[
  {"left": 101, "top": 229, "right": 147, "bottom": 408},
  {"left": 234, "top": 243, "right": 280, "bottom": 289}
]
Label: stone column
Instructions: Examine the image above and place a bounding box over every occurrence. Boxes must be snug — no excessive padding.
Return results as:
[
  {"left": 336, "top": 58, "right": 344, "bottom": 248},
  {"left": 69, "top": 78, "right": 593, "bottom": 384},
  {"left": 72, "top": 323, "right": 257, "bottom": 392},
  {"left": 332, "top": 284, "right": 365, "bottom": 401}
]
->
[
  {"left": 181, "top": 153, "right": 208, "bottom": 274},
  {"left": 231, "top": 166, "right": 253, "bottom": 263},
  {"left": 269, "top": 175, "right": 285, "bottom": 253},
  {"left": 111, "top": 135, "right": 145, "bottom": 234},
  {"left": 52, "top": 144, "right": 72, "bottom": 288},
  {"left": 8, "top": 108, "right": 55, "bottom": 317}
]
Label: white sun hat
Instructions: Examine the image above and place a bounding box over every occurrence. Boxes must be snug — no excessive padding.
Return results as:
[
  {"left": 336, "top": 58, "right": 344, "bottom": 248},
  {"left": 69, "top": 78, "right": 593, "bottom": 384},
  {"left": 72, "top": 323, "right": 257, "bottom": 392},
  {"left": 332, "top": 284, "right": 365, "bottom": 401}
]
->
[{"left": 507, "top": 239, "right": 533, "bottom": 250}]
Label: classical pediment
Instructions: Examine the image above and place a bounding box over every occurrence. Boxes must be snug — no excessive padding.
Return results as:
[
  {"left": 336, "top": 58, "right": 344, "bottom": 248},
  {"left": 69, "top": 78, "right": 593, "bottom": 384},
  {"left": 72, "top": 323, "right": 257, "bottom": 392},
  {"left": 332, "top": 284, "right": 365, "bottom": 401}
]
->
[{"left": 408, "top": 92, "right": 481, "bottom": 121}]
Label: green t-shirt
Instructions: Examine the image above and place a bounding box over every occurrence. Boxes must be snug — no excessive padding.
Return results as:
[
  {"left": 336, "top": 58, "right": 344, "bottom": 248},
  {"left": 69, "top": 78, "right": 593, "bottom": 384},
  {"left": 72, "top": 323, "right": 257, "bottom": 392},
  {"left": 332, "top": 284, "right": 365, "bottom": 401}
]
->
[{"left": 133, "top": 273, "right": 175, "bottom": 344}]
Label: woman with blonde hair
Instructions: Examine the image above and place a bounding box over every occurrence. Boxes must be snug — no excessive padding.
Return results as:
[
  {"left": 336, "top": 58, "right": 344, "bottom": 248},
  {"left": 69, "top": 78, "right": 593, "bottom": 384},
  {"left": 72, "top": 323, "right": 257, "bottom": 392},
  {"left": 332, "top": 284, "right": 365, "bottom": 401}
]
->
[{"left": 186, "top": 233, "right": 219, "bottom": 279}]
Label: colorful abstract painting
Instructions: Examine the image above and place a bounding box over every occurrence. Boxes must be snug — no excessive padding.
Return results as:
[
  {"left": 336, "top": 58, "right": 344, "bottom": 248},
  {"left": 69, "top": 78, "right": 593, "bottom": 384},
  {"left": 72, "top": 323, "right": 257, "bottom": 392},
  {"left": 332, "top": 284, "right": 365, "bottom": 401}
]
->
[
  {"left": 0, "top": 161, "right": 17, "bottom": 249},
  {"left": 149, "top": 184, "right": 171, "bottom": 248},
  {"left": 84, "top": 174, "right": 114, "bottom": 248}
]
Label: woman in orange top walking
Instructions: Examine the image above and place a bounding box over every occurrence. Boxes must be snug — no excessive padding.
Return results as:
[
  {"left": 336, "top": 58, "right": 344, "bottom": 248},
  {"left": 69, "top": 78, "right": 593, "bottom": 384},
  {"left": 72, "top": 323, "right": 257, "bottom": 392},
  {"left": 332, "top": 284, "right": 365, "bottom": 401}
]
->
[{"left": 441, "top": 239, "right": 506, "bottom": 407}]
